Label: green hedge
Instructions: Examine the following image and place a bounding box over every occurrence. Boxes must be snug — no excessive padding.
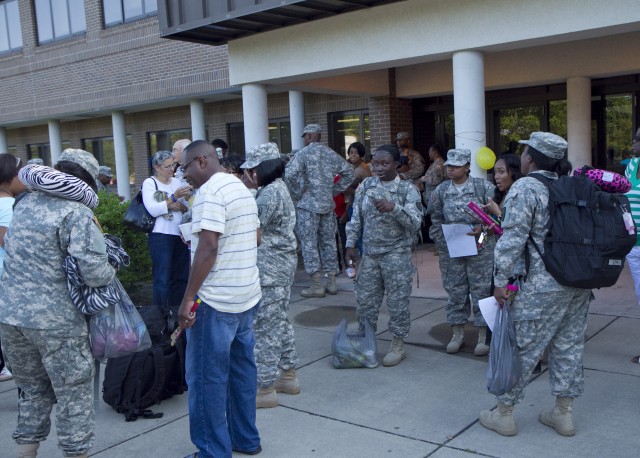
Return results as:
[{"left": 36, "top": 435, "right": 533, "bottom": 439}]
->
[{"left": 93, "top": 191, "right": 152, "bottom": 289}]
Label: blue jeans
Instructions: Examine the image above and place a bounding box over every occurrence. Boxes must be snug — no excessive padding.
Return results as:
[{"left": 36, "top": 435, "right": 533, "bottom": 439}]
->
[
  {"left": 148, "top": 232, "right": 189, "bottom": 309},
  {"left": 186, "top": 301, "right": 260, "bottom": 458}
]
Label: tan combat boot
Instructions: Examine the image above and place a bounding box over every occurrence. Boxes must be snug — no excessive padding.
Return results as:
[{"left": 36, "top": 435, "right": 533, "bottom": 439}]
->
[
  {"left": 326, "top": 271, "right": 338, "bottom": 295},
  {"left": 17, "top": 443, "right": 39, "bottom": 458},
  {"left": 382, "top": 336, "right": 406, "bottom": 366},
  {"left": 274, "top": 368, "right": 301, "bottom": 395},
  {"left": 256, "top": 386, "right": 278, "bottom": 409},
  {"left": 301, "top": 272, "right": 326, "bottom": 298},
  {"left": 479, "top": 402, "right": 517, "bottom": 436},
  {"left": 539, "top": 396, "right": 576, "bottom": 436},
  {"left": 446, "top": 324, "right": 465, "bottom": 353},
  {"left": 474, "top": 326, "right": 490, "bottom": 356}
]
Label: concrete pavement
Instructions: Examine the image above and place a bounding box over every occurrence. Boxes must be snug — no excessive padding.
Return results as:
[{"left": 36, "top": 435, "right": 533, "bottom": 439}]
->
[{"left": 1, "top": 243, "right": 639, "bottom": 457}]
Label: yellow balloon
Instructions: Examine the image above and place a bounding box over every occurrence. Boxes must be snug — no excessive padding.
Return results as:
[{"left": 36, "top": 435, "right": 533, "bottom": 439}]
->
[{"left": 476, "top": 146, "right": 496, "bottom": 170}]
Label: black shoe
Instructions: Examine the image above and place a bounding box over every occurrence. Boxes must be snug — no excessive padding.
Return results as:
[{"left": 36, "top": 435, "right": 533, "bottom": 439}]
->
[{"left": 232, "top": 446, "right": 262, "bottom": 455}]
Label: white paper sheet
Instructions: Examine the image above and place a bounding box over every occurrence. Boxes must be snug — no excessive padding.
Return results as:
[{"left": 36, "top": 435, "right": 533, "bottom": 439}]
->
[
  {"left": 479, "top": 296, "right": 500, "bottom": 332},
  {"left": 179, "top": 222, "right": 192, "bottom": 243},
  {"left": 441, "top": 224, "right": 478, "bottom": 258}
]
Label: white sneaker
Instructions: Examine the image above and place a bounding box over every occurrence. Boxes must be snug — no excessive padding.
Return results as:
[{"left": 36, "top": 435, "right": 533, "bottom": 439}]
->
[{"left": 0, "top": 367, "right": 13, "bottom": 382}]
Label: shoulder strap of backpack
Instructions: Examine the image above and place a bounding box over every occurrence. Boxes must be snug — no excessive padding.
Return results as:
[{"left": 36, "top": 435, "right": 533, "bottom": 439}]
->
[
  {"left": 125, "top": 346, "right": 166, "bottom": 421},
  {"left": 523, "top": 174, "right": 552, "bottom": 279}
]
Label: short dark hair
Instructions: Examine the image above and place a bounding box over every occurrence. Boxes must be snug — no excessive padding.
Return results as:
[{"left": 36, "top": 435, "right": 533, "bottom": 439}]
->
[
  {"left": 54, "top": 161, "right": 98, "bottom": 192},
  {"left": 257, "top": 158, "right": 286, "bottom": 187},
  {"left": 429, "top": 143, "right": 445, "bottom": 158},
  {"left": 212, "top": 138, "right": 228, "bottom": 150},
  {"left": 347, "top": 142, "right": 366, "bottom": 158},
  {"left": 527, "top": 146, "right": 572, "bottom": 175},
  {"left": 0, "top": 153, "right": 21, "bottom": 185},
  {"left": 373, "top": 144, "right": 401, "bottom": 162},
  {"left": 220, "top": 154, "right": 244, "bottom": 175}
]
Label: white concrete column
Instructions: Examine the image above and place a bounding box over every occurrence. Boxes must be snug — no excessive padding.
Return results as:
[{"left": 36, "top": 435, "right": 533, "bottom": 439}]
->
[
  {"left": 567, "top": 76, "right": 592, "bottom": 169},
  {"left": 190, "top": 99, "right": 206, "bottom": 141},
  {"left": 0, "top": 127, "right": 7, "bottom": 154},
  {"left": 289, "top": 91, "right": 305, "bottom": 152},
  {"left": 452, "top": 51, "right": 487, "bottom": 178},
  {"left": 242, "top": 84, "right": 269, "bottom": 152},
  {"left": 48, "top": 119, "right": 62, "bottom": 164},
  {"left": 112, "top": 111, "right": 131, "bottom": 201}
]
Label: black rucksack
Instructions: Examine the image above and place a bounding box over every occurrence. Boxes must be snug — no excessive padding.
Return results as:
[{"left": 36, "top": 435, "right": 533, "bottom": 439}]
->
[
  {"left": 102, "top": 306, "right": 187, "bottom": 421},
  {"left": 527, "top": 174, "right": 636, "bottom": 289}
]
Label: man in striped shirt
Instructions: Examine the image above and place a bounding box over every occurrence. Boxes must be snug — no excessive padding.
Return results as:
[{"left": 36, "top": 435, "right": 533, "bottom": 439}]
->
[{"left": 178, "top": 140, "right": 263, "bottom": 458}]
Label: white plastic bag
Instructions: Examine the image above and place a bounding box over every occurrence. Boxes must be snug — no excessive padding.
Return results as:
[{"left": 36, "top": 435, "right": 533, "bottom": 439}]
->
[{"left": 331, "top": 318, "right": 379, "bottom": 369}]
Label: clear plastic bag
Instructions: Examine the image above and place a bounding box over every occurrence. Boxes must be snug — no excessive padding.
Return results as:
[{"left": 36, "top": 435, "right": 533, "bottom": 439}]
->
[
  {"left": 332, "top": 318, "right": 379, "bottom": 369},
  {"left": 486, "top": 303, "right": 522, "bottom": 396},
  {"left": 89, "top": 279, "right": 151, "bottom": 361}
]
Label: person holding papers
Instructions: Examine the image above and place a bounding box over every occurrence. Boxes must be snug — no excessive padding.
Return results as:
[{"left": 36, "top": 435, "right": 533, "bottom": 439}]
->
[{"left": 427, "top": 148, "right": 495, "bottom": 356}]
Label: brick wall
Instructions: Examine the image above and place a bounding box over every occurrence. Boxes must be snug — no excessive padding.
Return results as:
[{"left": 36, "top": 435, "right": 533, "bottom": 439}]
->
[{"left": 0, "top": 1, "right": 229, "bottom": 124}]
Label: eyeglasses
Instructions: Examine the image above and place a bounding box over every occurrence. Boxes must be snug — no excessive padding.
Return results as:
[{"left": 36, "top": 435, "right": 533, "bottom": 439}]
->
[
  {"left": 158, "top": 162, "right": 176, "bottom": 171},
  {"left": 179, "top": 156, "right": 202, "bottom": 173}
]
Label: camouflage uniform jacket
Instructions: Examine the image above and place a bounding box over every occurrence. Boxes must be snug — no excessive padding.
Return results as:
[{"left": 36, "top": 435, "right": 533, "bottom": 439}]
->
[
  {"left": 346, "top": 176, "right": 423, "bottom": 255},
  {"left": 398, "top": 149, "right": 426, "bottom": 180},
  {"left": 0, "top": 192, "right": 115, "bottom": 334},
  {"left": 428, "top": 177, "right": 495, "bottom": 247},
  {"left": 256, "top": 179, "right": 297, "bottom": 287},
  {"left": 493, "top": 171, "right": 565, "bottom": 302},
  {"left": 284, "top": 142, "right": 355, "bottom": 214}
]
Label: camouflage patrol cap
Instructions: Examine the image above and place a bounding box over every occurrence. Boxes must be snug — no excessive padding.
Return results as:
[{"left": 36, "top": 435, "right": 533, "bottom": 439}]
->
[
  {"left": 396, "top": 132, "right": 411, "bottom": 140},
  {"left": 98, "top": 166, "right": 112, "bottom": 178},
  {"left": 443, "top": 148, "right": 471, "bottom": 166},
  {"left": 301, "top": 124, "right": 321, "bottom": 137},
  {"left": 27, "top": 158, "right": 44, "bottom": 165},
  {"left": 58, "top": 148, "right": 100, "bottom": 181},
  {"left": 240, "top": 142, "right": 281, "bottom": 169},
  {"left": 519, "top": 132, "right": 567, "bottom": 160}
]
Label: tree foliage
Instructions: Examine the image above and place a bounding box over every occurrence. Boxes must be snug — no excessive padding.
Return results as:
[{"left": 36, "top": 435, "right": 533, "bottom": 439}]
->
[{"left": 93, "top": 191, "right": 152, "bottom": 290}]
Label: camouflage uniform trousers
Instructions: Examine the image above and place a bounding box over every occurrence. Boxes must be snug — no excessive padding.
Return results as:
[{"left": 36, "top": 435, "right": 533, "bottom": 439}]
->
[
  {"left": 355, "top": 248, "right": 414, "bottom": 338},
  {"left": 497, "top": 287, "right": 592, "bottom": 405},
  {"left": 0, "top": 324, "right": 95, "bottom": 457},
  {"left": 253, "top": 286, "right": 298, "bottom": 388},
  {"left": 438, "top": 246, "right": 493, "bottom": 327},
  {"left": 296, "top": 208, "right": 339, "bottom": 275}
]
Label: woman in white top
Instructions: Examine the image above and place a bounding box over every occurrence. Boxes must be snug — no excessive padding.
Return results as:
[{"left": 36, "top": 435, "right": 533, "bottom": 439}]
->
[
  {"left": 0, "top": 154, "right": 26, "bottom": 382},
  {"left": 143, "top": 151, "right": 191, "bottom": 311}
]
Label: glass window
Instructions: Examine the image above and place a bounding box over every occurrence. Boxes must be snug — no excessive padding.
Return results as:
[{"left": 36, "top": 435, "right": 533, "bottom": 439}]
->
[
  {"left": 27, "top": 141, "right": 72, "bottom": 166},
  {"left": 497, "top": 106, "right": 542, "bottom": 154},
  {"left": 604, "top": 94, "right": 633, "bottom": 172},
  {"left": 0, "top": 0, "right": 22, "bottom": 53},
  {"left": 147, "top": 129, "right": 192, "bottom": 173},
  {"left": 83, "top": 136, "right": 135, "bottom": 184},
  {"left": 228, "top": 123, "right": 245, "bottom": 157},
  {"left": 103, "top": 0, "right": 158, "bottom": 27},
  {"left": 268, "top": 119, "right": 292, "bottom": 154},
  {"left": 35, "top": 0, "right": 86, "bottom": 44},
  {"left": 328, "top": 110, "right": 370, "bottom": 159},
  {"left": 228, "top": 120, "right": 292, "bottom": 157},
  {"left": 549, "top": 100, "right": 567, "bottom": 140}
]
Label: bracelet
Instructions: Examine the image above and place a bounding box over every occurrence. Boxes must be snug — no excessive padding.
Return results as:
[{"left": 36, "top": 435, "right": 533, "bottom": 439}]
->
[{"left": 170, "top": 194, "right": 177, "bottom": 203}]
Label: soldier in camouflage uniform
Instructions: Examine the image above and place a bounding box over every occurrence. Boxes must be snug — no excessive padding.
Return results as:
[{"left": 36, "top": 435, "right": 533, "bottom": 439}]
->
[
  {"left": 345, "top": 144, "right": 423, "bottom": 366},
  {"left": 479, "top": 132, "right": 593, "bottom": 438},
  {"left": 428, "top": 148, "right": 495, "bottom": 356},
  {"left": 284, "top": 124, "right": 355, "bottom": 298},
  {"left": 0, "top": 149, "right": 116, "bottom": 458},
  {"left": 240, "top": 143, "right": 300, "bottom": 409},
  {"left": 396, "top": 132, "right": 426, "bottom": 181}
]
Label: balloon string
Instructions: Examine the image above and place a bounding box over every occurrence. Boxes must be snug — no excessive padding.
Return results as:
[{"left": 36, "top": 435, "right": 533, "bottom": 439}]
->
[{"left": 455, "top": 131, "right": 486, "bottom": 143}]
